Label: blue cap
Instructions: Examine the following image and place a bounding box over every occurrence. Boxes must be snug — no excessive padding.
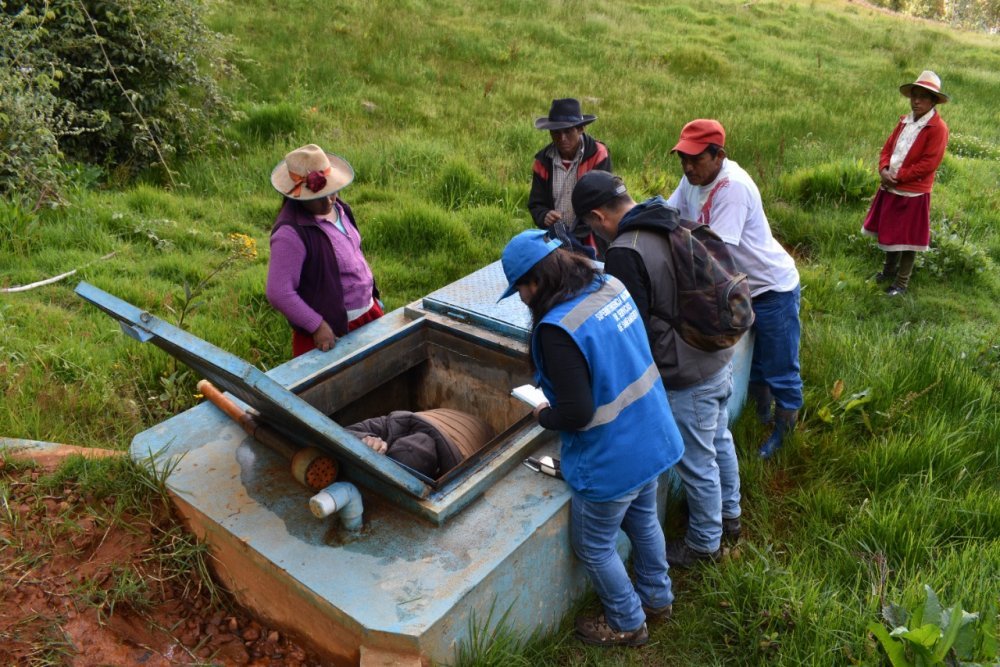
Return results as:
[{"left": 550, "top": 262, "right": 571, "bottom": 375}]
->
[{"left": 498, "top": 230, "right": 563, "bottom": 301}]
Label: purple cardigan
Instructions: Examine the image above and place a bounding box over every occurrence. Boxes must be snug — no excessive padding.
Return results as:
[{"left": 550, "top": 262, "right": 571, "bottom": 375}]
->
[{"left": 265, "top": 198, "right": 379, "bottom": 336}]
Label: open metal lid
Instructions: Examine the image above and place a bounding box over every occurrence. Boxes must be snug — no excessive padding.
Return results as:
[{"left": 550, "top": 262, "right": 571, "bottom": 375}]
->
[
  {"left": 75, "top": 281, "right": 430, "bottom": 498},
  {"left": 421, "top": 261, "right": 532, "bottom": 342}
]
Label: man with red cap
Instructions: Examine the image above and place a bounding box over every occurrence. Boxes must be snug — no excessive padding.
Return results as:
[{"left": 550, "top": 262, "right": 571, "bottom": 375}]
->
[{"left": 665, "top": 120, "right": 803, "bottom": 460}]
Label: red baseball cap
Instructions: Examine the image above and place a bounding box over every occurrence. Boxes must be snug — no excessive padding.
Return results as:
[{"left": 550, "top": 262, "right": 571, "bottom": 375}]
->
[{"left": 671, "top": 119, "right": 726, "bottom": 155}]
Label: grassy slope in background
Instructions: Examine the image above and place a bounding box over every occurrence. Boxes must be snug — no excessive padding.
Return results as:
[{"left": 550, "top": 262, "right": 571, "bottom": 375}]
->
[{"left": 1, "top": 0, "right": 998, "bottom": 664}]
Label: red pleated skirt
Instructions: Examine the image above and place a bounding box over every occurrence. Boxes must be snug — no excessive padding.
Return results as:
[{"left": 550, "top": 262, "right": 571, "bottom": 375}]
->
[{"left": 862, "top": 189, "right": 931, "bottom": 252}]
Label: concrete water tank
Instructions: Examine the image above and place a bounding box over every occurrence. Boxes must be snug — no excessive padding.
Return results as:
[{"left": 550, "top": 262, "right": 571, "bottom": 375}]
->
[{"left": 76, "top": 260, "right": 752, "bottom": 665}]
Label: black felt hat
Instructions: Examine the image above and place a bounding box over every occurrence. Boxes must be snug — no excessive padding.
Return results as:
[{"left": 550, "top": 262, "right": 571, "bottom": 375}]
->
[{"left": 534, "top": 98, "right": 597, "bottom": 130}]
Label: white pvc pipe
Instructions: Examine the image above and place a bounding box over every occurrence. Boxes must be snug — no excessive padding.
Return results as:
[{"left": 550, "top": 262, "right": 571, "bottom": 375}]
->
[{"left": 309, "top": 482, "right": 364, "bottom": 531}]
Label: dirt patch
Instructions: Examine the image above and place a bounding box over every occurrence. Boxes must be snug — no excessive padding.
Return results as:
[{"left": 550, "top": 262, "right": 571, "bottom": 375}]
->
[{"left": 0, "top": 456, "right": 322, "bottom": 666}]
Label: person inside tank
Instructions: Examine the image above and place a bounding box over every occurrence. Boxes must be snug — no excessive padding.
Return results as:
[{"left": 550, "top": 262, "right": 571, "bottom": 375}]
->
[{"left": 346, "top": 409, "right": 495, "bottom": 479}]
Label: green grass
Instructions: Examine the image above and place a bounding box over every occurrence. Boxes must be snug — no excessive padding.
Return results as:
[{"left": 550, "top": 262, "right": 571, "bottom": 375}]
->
[{"left": 2, "top": 0, "right": 999, "bottom": 665}]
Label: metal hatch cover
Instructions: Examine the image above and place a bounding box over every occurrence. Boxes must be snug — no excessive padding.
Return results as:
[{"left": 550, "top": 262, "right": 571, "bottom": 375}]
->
[
  {"left": 74, "top": 281, "right": 430, "bottom": 499},
  {"left": 421, "top": 261, "right": 532, "bottom": 341}
]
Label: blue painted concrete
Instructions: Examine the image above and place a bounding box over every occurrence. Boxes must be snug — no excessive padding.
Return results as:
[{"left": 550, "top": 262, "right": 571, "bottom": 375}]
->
[{"left": 0, "top": 437, "right": 54, "bottom": 451}]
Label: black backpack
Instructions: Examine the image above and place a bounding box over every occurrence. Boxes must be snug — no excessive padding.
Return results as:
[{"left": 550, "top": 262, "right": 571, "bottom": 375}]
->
[{"left": 660, "top": 212, "right": 754, "bottom": 351}]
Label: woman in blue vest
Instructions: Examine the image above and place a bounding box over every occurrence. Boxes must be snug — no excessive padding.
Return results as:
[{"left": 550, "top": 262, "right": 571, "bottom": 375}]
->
[{"left": 499, "top": 230, "right": 684, "bottom": 647}]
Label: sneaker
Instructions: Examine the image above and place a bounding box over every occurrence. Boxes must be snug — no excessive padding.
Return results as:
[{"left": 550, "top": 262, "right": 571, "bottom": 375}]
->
[
  {"left": 666, "top": 539, "right": 721, "bottom": 569},
  {"left": 575, "top": 614, "right": 649, "bottom": 647},
  {"left": 642, "top": 603, "right": 673, "bottom": 624},
  {"left": 722, "top": 517, "right": 742, "bottom": 544},
  {"left": 885, "top": 285, "right": 907, "bottom": 297}
]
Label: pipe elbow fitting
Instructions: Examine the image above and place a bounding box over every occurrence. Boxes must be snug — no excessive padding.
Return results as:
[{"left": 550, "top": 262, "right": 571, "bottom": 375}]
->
[{"left": 309, "top": 481, "right": 364, "bottom": 531}]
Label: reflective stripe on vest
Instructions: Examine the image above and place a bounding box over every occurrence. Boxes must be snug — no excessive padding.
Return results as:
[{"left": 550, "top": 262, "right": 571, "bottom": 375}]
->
[
  {"left": 558, "top": 278, "right": 627, "bottom": 332},
  {"left": 581, "top": 362, "right": 661, "bottom": 431},
  {"left": 547, "top": 276, "right": 659, "bottom": 430}
]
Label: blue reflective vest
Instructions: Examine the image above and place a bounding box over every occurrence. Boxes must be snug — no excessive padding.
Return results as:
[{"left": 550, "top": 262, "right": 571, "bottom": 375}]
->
[{"left": 532, "top": 276, "right": 684, "bottom": 502}]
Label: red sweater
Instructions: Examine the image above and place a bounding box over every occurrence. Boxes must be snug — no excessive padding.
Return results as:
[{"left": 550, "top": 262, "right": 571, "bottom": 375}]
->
[{"left": 878, "top": 112, "right": 949, "bottom": 194}]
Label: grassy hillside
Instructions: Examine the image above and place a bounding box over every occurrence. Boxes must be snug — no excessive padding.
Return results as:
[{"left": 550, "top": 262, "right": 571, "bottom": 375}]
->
[{"left": 2, "top": 0, "right": 998, "bottom": 664}]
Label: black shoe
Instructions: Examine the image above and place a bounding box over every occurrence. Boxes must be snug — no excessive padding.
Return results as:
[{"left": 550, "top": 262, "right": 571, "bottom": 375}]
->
[
  {"left": 722, "top": 517, "right": 742, "bottom": 544},
  {"left": 575, "top": 614, "right": 649, "bottom": 647},
  {"left": 642, "top": 603, "right": 673, "bottom": 624},
  {"left": 666, "top": 539, "right": 721, "bottom": 569},
  {"left": 873, "top": 271, "right": 895, "bottom": 284},
  {"left": 885, "top": 285, "right": 907, "bottom": 297}
]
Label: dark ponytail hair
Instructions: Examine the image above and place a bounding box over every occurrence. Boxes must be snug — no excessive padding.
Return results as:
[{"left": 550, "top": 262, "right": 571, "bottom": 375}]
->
[{"left": 518, "top": 248, "right": 602, "bottom": 327}]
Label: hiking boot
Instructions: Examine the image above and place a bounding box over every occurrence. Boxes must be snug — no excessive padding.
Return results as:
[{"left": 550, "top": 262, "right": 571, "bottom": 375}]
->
[
  {"left": 575, "top": 614, "right": 649, "bottom": 647},
  {"left": 642, "top": 603, "right": 673, "bottom": 624},
  {"left": 758, "top": 408, "right": 798, "bottom": 460},
  {"left": 885, "top": 285, "right": 907, "bottom": 297},
  {"left": 666, "top": 539, "right": 722, "bottom": 569},
  {"left": 722, "top": 517, "right": 742, "bottom": 544}
]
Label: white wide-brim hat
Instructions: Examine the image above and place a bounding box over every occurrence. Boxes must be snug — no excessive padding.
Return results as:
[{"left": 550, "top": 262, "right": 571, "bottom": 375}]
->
[
  {"left": 270, "top": 144, "right": 354, "bottom": 200},
  {"left": 899, "top": 70, "right": 949, "bottom": 104}
]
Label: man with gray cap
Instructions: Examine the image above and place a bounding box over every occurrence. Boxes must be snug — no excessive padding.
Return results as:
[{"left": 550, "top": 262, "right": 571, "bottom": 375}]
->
[{"left": 572, "top": 170, "right": 743, "bottom": 568}]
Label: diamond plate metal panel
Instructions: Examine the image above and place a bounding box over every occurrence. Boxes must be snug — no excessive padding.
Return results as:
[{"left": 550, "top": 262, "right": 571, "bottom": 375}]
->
[{"left": 421, "top": 261, "right": 532, "bottom": 341}]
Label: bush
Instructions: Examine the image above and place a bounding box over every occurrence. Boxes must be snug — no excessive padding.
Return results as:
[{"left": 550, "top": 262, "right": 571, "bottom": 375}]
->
[
  {"left": 0, "top": 8, "right": 71, "bottom": 207},
  {"left": 869, "top": 585, "right": 999, "bottom": 666},
  {"left": 779, "top": 159, "right": 876, "bottom": 208},
  {"left": 433, "top": 159, "right": 505, "bottom": 211},
  {"left": 233, "top": 103, "right": 303, "bottom": 144},
  {"left": 364, "top": 202, "right": 474, "bottom": 258},
  {"left": 1, "top": 0, "right": 232, "bottom": 197},
  {"left": 0, "top": 200, "right": 41, "bottom": 257},
  {"left": 868, "top": 0, "right": 999, "bottom": 30},
  {"left": 919, "top": 216, "right": 995, "bottom": 280},
  {"left": 948, "top": 133, "right": 1000, "bottom": 161}
]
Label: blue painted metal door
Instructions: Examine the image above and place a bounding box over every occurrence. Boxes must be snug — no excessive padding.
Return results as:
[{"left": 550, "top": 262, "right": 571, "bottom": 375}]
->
[{"left": 75, "top": 281, "right": 431, "bottom": 498}]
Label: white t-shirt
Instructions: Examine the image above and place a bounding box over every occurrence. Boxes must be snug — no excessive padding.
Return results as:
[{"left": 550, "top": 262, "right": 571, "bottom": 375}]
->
[{"left": 665, "top": 158, "right": 799, "bottom": 296}]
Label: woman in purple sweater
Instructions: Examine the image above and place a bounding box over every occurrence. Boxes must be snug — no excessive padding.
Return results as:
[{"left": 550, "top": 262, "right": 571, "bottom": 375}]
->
[{"left": 266, "top": 144, "right": 382, "bottom": 357}]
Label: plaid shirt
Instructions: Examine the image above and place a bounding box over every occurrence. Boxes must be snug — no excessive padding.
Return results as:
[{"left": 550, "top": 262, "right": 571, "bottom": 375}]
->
[{"left": 547, "top": 141, "right": 585, "bottom": 229}]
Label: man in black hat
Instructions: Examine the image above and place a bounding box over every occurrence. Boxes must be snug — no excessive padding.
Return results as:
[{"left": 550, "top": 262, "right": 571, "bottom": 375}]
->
[{"left": 528, "top": 98, "right": 612, "bottom": 258}]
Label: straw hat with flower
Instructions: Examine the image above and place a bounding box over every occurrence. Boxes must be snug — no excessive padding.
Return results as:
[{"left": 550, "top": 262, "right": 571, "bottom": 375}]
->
[{"left": 270, "top": 144, "right": 354, "bottom": 201}]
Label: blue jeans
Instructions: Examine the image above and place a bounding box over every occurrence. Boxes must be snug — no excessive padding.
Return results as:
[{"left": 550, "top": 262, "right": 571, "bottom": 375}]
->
[
  {"left": 570, "top": 479, "right": 673, "bottom": 632},
  {"left": 750, "top": 284, "right": 804, "bottom": 411},
  {"left": 667, "top": 364, "right": 741, "bottom": 553}
]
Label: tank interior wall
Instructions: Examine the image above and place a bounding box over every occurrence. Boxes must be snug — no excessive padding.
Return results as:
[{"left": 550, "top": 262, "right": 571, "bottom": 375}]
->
[{"left": 297, "top": 326, "right": 535, "bottom": 438}]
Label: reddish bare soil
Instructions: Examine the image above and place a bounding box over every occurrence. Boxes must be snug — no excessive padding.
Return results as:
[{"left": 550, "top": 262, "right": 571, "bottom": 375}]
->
[{"left": 0, "top": 456, "right": 322, "bottom": 666}]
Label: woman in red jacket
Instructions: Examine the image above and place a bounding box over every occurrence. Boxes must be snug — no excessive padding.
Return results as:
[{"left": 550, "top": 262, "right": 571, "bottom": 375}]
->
[{"left": 862, "top": 70, "right": 949, "bottom": 296}]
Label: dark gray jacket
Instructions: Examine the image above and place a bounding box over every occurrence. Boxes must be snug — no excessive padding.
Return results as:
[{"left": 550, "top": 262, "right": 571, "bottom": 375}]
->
[
  {"left": 346, "top": 411, "right": 463, "bottom": 479},
  {"left": 605, "top": 197, "right": 735, "bottom": 390}
]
